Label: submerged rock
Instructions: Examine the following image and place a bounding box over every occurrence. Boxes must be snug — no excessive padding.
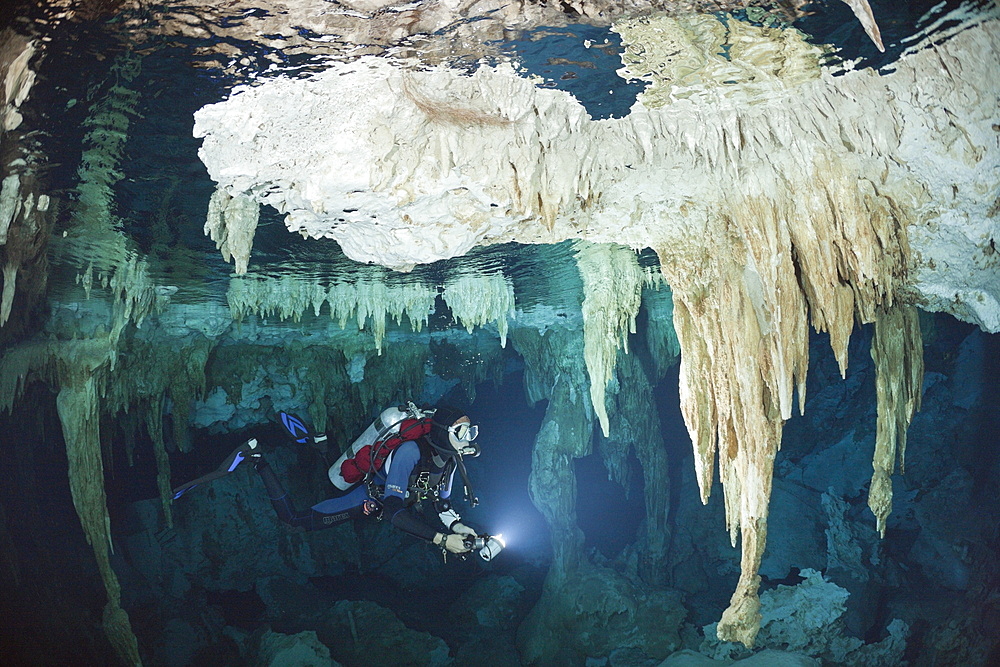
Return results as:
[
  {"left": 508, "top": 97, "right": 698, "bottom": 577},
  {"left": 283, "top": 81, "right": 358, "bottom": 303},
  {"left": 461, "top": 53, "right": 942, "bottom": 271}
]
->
[
  {"left": 517, "top": 563, "right": 686, "bottom": 666},
  {"left": 320, "top": 599, "right": 451, "bottom": 667},
  {"left": 255, "top": 629, "right": 338, "bottom": 667}
]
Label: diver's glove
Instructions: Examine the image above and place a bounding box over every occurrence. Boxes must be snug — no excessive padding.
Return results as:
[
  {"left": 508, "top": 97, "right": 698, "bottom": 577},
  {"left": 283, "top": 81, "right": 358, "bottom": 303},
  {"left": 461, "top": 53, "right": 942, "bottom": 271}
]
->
[
  {"left": 438, "top": 508, "right": 476, "bottom": 536},
  {"left": 434, "top": 533, "right": 471, "bottom": 554},
  {"left": 450, "top": 522, "right": 477, "bottom": 537}
]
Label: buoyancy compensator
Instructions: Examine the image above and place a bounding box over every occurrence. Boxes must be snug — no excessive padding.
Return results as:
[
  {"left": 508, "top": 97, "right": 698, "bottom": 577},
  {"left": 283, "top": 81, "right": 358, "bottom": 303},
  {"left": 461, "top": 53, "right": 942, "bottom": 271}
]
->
[{"left": 328, "top": 402, "right": 432, "bottom": 490}]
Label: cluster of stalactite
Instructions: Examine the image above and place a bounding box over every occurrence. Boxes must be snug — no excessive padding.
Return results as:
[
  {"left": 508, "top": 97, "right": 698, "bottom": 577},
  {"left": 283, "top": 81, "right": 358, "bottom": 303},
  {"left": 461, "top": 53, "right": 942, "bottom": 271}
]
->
[{"left": 655, "top": 176, "right": 921, "bottom": 646}]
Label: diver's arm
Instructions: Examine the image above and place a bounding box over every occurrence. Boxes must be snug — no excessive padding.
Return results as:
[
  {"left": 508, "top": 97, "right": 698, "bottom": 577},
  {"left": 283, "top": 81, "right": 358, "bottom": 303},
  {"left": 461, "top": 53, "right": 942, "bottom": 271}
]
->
[
  {"left": 434, "top": 498, "right": 476, "bottom": 536},
  {"left": 382, "top": 494, "right": 440, "bottom": 541}
]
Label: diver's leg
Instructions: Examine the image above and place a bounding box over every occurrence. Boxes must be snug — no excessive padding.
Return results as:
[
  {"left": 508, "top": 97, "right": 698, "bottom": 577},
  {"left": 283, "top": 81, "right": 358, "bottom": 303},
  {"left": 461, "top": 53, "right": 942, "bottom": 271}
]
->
[
  {"left": 253, "top": 458, "right": 317, "bottom": 528},
  {"left": 172, "top": 438, "right": 260, "bottom": 500},
  {"left": 255, "top": 459, "right": 378, "bottom": 531},
  {"left": 309, "top": 486, "right": 381, "bottom": 528}
]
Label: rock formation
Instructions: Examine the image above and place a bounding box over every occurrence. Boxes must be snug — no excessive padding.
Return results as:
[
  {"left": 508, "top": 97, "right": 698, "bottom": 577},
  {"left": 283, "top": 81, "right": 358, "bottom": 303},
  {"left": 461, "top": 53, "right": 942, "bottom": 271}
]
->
[
  {"left": 192, "top": 6, "right": 999, "bottom": 644},
  {"left": 0, "top": 0, "right": 997, "bottom": 662}
]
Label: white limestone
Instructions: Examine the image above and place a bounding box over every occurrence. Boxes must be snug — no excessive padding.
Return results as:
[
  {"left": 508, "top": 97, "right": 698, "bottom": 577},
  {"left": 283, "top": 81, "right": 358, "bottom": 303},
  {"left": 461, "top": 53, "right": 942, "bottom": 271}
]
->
[
  {"left": 1, "top": 34, "right": 35, "bottom": 132},
  {"left": 575, "top": 241, "right": 644, "bottom": 436},
  {"left": 194, "top": 12, "right": 1000, "bottom": 333},
  {"left": 226, "top": 273, "right": 438, "bottom": 352},
  {"left": 442, "top": 271, "right": 516, "bottom": 346},
  {"left": 205, "top": 188, "right": 260, "bottom": 275},
  {"left": 0, "top": 174, "right": 20, "bottom": 245}
]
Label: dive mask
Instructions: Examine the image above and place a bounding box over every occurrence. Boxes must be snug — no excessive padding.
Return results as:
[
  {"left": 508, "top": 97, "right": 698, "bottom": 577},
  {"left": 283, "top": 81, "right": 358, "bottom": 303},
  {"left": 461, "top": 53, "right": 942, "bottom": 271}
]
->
[{"left": 448, "top": 422, "right": 480, "bottom": 457}]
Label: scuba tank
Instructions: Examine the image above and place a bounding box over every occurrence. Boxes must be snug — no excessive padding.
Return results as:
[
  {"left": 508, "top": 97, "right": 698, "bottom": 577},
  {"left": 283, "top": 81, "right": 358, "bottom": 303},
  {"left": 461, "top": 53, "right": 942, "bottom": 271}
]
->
[{"left": 328, "top": 404, "right": 427, "bottom": 490}]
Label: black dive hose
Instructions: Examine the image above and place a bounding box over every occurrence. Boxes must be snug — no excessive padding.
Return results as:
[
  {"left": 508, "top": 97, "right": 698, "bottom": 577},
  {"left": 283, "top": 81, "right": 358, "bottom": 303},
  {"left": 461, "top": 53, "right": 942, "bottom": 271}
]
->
[{"left": 425, "top": 438, "right": 478, "bottom": 507}]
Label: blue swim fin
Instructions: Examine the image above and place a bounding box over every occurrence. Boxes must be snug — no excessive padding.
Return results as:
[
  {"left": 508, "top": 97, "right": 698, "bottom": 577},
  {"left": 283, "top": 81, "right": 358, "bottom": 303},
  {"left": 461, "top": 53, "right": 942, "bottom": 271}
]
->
[
  {"left": 171, "top": 439, "right": 259, "bottom": 500},
  {"left": 279, "top": 412, "right": 311, "bottom": 443}
]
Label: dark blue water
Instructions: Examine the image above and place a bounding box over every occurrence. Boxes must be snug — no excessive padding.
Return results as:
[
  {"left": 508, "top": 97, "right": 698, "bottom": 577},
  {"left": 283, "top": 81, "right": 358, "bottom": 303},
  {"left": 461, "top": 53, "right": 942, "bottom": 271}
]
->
[{"left": 492, "top": 25, "right": 645, "bottom": 119}]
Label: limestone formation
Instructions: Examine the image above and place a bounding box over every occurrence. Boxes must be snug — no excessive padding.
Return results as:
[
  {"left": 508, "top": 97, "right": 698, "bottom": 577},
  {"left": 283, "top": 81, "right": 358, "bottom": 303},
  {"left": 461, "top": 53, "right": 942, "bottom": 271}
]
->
[
  {"left": 1, "top": 1, "right": 994, "bottom": 661},
  {"left": 194, "top": 11, "right": 999, "bottom": 332},
  {"left": 205, "top": 188, "right": 260, "bottom": 275},
  {"left": 838, "top": 0, "right": 884, "bottom": 52},
  {"left": 575, "top": 241, "right": 645, "bottom": 437},
  {"left": 193, "top": 9, "right": 1000, "bottom": 644},
  {"left": 868, "top": 304, "right": 923, "bottom": 537},
  {"left": 227, "top": 273, "right": 438, "bottom": 353},
  {"left": 1, "top": 30, "right": 35, "bottom": 133},
  {"left": 1, "top": 31, "right": 50, "bottom": 334},
  {"left": 442, "top": 271, "right": 516, "bottom": 347},
  {"left": 703, "top": 569, "right": 908, "bottom": 665},
  {"left": 56, "top": 340, "right": 143, "bottom": 666},
  {"left": 511, "top": 325, "right": 593, "bottom": 577}
]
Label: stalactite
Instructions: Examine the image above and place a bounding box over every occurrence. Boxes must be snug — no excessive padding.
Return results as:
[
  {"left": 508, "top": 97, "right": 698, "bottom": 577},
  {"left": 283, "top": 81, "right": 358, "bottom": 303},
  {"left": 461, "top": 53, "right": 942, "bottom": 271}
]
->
[
  {"left": 227, "top": 273, "right": 437, "bottom": 353},
  {"left": 58, "top": 51, "right": 140, "bottom": 272},
  {"left": 441, "top": 271, "right": 515, "bottom": 347},
  {"left": 204, "top": 187, "right": 260, "bottom": 275},
  {"left": 0, "top": 340, "right": 57, "bottom": 412},
  {"left": 527, "top": 380, "right": 590, "bottom": 579},
  {"left": 868, "top": 304, "right": 923, "bottom": 537},
  {"left": 167, "top": 335, "right": 214, "bottom": 453},
  {"left": 146, "top": 395, "right": 173, "bottom": 529},
  {"left": 106, "top": 254, "right": 167, "bottom": 362},
  {"left": 838, "top": 0, "right": 885, "bottom": 51},
  {"left": 0, "top": 177, "right": 50, "bottom": 334},
  {"left": 54, "top": 339, "right": 142, "bottom": 666},
  {"left": 0, "top": 174, "right": 21, "bottom": 244},
  {"left": 511, "top": 326, "right": 593, "bottom": 579},
  {"left": 575, "top": 241, "right": 645, "bottom": 438},
  {"left": 1, "top": 32, "right": 51, "bottom": 337},
  {"left": 662, "top": 249, "right": 783, "bottom": 647},
  {"left": 655, "top": 164, "right": 911, "bottom": 645},
  {"left": 1, "top": 31, "right": 36, "bottom": 133},
  {"left": 45, "top": 49, "right": 165, "bottom": 364},
  {"left": 334, "top": 281, "right": 435, "bottom": 353},
  {"left": 1, "top": 261, "right": 16, "bottom": 325},
  {"left": 616, "top": 13, "right": 824, "bottom": 109},
  {"left": 1, "top": 43, "right": 157, "bottom": 663},
  {"left": 642, "top": 282, "right": 680, "bottom": 380},
  {"left": 603, "top": 349, "right": 672, "bottom": 585}
]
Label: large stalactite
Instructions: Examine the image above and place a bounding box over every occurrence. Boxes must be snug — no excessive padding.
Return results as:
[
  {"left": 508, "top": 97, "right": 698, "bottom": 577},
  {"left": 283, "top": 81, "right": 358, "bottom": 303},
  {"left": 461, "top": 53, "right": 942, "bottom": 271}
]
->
[
  {"left": 653, "top": 162, "right": 914, "bottom": 644},
  {"left": 868, "top": 303, "right": 924, "bottom": 537},
  {"left": 55, "top": 341, "right": 142, "bottom": 666},
  {"left": 0, "top": 339, "right": 143, "bottom": 665},
  {"left": 1, "top": 30, "right": 51, "bottom": 342},
  {"left": 511, "top": 325, "right": 592, "bottom": 578},
  {"left": 575, "top": 241, "right": 646, "bottom": 438}
]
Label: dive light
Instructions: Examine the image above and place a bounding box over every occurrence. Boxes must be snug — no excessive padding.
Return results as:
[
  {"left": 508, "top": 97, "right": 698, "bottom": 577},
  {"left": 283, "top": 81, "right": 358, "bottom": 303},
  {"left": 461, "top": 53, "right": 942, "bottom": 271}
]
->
[{"left": 464, "top": 533, "right": 506, "bottom": 561}]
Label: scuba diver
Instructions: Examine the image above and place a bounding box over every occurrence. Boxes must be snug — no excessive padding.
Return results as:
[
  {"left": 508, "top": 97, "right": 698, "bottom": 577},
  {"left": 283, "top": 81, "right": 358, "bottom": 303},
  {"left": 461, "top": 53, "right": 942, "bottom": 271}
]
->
[{"left": 174, "top": 404, "right": 502, "bottom": 560}]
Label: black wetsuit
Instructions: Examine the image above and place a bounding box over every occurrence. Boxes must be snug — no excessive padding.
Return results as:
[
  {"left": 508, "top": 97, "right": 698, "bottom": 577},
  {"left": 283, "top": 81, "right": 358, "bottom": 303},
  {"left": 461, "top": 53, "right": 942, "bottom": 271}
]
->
[{"left": 255, "top": 439, "right": 455, "bottom": 540}]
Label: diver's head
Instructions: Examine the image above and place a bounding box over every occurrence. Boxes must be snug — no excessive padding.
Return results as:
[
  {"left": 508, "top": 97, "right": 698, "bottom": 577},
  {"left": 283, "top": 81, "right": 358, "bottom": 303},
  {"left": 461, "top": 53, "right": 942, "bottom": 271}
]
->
[{"left": 430, "top": 406, "right": 480, "bottom": 457}]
